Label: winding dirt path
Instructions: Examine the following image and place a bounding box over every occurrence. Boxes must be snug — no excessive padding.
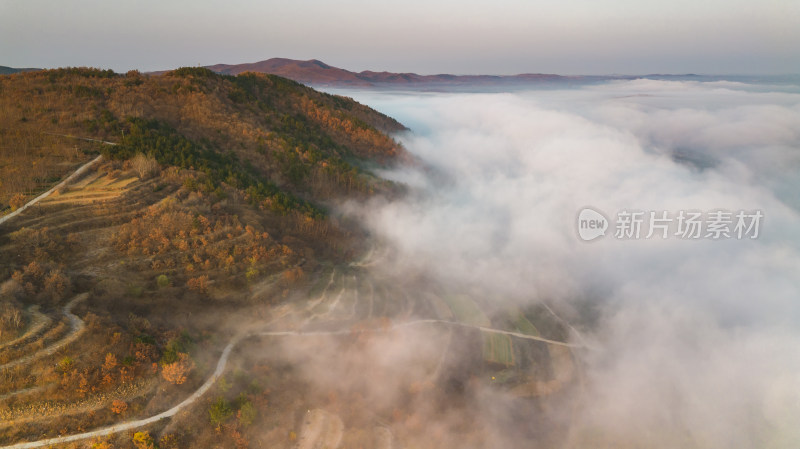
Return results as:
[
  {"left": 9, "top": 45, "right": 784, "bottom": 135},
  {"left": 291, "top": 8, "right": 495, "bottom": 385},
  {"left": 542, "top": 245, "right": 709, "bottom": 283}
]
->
[
  {"left": 0, "top": 383, "right": 51, "bottom": 402},
  {"left": 253, "top": 319, "right": 581, "bottom": 347},
  {"left": 0, "top": 332, "right": 242, "bottom": 449},
  {"left": 0, "top": 294, "right": 87, "bottom": 371},
  {"left": 0, "top": 306, "right": 51, "bottom": 351},
  {"left": 0, "top": 312, "right": 581, "bottom": 448},
  {"left": 42, "top": 133, "right": 119, "bottom": 147}
]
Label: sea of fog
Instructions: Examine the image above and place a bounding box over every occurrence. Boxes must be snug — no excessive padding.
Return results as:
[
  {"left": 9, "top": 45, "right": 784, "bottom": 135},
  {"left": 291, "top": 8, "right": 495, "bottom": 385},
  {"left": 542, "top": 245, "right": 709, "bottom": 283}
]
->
[{"left": 324, "top": 79, "right": 800, "bottom": 448}]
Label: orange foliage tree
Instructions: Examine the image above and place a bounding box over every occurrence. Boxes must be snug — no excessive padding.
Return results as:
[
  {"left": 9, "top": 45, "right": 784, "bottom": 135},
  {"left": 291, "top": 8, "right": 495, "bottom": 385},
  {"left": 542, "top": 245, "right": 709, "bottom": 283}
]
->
[
  {"left": 110, "top": 399, "right": 128, "bottom": 414},
  {"left": 161, "top": 352, "right": 195, "bottom": 384}
]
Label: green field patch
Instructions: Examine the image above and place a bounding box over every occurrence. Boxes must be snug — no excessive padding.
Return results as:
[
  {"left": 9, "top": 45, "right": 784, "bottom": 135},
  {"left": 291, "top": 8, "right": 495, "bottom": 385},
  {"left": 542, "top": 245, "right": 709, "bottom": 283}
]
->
[
  {"left": 483, "top": 332, "right": 515, "bottom": 367},
  {"left": 488, "top": 368, "right": 518, "bottom": 385},
  {"left": 509, "top": 308, "right": 540, "bottom": 337},
  {"left": 441, "top": 294, "right": 490, "bottom": 326},
  {"left": 523, "top": 305, "right": 569, "bottom": 342},
  {"left": 426, "top": 293, "right": 454, "bottom": 320}
]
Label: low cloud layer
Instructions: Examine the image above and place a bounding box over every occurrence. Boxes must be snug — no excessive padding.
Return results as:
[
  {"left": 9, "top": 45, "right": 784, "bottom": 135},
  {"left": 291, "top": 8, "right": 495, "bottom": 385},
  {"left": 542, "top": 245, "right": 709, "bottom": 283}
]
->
[{"left": 337, "top": 80, "right": 800, "bottom": 447}]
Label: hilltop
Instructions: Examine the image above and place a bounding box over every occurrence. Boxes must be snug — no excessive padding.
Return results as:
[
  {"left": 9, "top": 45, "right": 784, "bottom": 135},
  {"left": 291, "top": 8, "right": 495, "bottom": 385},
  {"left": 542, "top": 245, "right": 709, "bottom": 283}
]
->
[{"left": 206, "top": 59, "right": 372, "bottom": 87}]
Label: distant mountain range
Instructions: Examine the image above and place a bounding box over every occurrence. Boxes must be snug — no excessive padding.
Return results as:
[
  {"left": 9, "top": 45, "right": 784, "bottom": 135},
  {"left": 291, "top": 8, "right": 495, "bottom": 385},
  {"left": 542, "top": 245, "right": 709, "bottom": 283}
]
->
[
  {"left": 203, "top": 58, "right": 578, "bottom": 88},
  {"left": 6, "top": 59, "right": 797, "bottom": 89},
  {"left": 198, "top": 59, "right": 799, "bottom": 89},
  {"left": 0, "top": 66, "right": 40, "bottom": 75}
]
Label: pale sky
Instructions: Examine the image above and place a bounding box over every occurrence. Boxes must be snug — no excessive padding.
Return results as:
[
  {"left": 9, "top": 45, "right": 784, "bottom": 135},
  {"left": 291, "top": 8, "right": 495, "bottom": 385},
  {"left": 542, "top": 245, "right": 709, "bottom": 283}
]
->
[{"left": 1, "top": 0, "right": 798, "bottom": 75}]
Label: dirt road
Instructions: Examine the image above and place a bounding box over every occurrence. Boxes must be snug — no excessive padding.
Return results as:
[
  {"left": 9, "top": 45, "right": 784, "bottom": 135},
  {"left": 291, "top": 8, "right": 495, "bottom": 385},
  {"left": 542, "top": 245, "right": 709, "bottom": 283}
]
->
[
  {"left": 0, "top": 155, "right": 103, "bottom": 227},
  {"left": 0, "top": 315, "right": 580, "bottom": 448}
]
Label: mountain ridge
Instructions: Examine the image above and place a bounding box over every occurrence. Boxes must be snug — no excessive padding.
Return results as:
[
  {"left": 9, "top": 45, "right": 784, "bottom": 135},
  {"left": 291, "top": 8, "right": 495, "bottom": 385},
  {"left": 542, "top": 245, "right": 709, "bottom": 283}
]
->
[
  {"left": 188, "top": 59, "right": 786, "bottom": 88},
  {"left": 0, "top": 65, "right": 41, "bottom": 75},
  {"left": 190, "top": 58, "right": 573, "bottom": 87}
]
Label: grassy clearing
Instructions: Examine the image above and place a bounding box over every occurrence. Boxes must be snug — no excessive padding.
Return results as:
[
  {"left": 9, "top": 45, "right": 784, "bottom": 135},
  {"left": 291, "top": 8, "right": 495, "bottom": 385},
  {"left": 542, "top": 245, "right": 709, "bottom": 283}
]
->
[{"left": 41, "top": 169, "right": 139, "bottom": 206}]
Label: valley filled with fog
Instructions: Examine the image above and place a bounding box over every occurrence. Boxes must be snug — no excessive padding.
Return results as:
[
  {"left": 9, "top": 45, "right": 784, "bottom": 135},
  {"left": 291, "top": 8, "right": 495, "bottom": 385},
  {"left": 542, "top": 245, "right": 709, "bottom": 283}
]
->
[
  {"left": 2, "top": 73, "right": 797, "bottom": 449},
  {"left": 318, "top": 79, "right": 800, "bottom": 448}
]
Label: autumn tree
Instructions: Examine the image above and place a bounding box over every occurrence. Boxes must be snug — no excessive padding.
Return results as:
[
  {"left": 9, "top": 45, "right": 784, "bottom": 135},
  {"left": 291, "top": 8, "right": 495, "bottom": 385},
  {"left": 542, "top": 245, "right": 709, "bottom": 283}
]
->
[
  {"left": 0, "top": 301, "right": 24, "bottom": 340},
  {"left": 162, "top": 352, "right": 194, "bottom": 384},
  {"left": 187, "top": 275, "right": 209, "bottom": 292},
  {"left": 132, "top": 431, "right": 155, "bottom": 449},
  {"left": 110, "top": 399, "right": 127, "bottom": 414},
  {"left": 9, "top": 193, "right": 26, "bottom": 211},
  {"left": 102, "top": 353, "right": 118, "bottom": 373},
  {"left": 42, "top": 269, "right": 70, "bottom": 302},
  {"left": 90, "top": 437, "right": 114, "bottom": 449},
  {"left": 159, "top": 434, "right": 181, "bottom": 449},
  {"left": 237, "top": 399, "right": 257, "bottom": 427},
  {"left": 131, "top": 153, "right": 160, "bottom": 179},
  {"left": 209, "top": 396, "right": 233, "bottom": 428}
]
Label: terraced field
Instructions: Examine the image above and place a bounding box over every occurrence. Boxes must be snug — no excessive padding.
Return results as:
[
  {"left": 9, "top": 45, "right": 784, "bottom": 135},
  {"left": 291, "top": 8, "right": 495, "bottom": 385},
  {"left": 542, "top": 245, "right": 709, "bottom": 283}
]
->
[{"left": 0, "top": 159, "right": 189, "bottom": 445}]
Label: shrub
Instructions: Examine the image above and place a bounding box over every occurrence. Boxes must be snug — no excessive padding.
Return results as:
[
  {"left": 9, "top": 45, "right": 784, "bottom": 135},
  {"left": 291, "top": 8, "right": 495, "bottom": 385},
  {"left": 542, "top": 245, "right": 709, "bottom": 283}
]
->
[
  {"left": 159, "top": 434, "right": 180, "bottom": 449},
  {"left": 9, "top": 193, "right": 26, "bottom": 211},
  {"left": 127, "top": 284, "right": 143, "bottom": 297},
  {"left": 156, "top": 274, "right": 170, "bottom": 288},
  {"left": 209, "top": 397, "right": 233, "bottom": 426},
  {"left": 110, "top": 399, "right": 127, "bottom": 414},
  {"left": 0, "top": 301, "right": 24, "bottom": 338},
  {"left": 90, "top": 438, "right": 114, "bottom": 449},
  {"left": 57, "top": 356, "right": 74, "bottom": 373},
  {"left": 132, "top": 431, "right": 155, "bottom": 449},
  {"left": 161, "top": 331, "right": 192, "bottom": 364},
  {"left": 103, "top": 353, "right": 118, "bottom": 373},
  {"left": 238, "top": 399, "right": 257, "bottom": 427},
  {"left": 187, "top": 275, "right": 209, "bottom": 292},
  {"left": 42, "top": 269, "right": 70, "bottom": 303},
  {"left": 245, "top": 266, "right": 259, "bottom": 282}
]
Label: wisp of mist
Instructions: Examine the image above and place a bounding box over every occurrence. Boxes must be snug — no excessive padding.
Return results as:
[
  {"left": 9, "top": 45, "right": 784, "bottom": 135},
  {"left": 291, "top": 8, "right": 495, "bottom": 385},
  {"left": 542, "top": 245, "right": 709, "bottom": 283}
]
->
[{"left": 335, "top": 80, "right": 800, "bottom": 448}]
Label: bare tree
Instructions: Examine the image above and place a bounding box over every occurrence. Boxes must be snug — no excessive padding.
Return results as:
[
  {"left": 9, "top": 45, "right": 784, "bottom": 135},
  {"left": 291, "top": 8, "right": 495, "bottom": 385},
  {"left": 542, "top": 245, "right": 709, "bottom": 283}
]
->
[{"left": 131, "top": 153, "right": 160, "bottom": 179}]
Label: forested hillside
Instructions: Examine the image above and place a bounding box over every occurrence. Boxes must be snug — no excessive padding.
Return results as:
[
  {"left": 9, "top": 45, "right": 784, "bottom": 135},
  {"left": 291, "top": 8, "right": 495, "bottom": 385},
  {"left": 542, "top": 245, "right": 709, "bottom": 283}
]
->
[
  {"left": 0, "top": 67, "right": 411, "bottom": 446},
  {"left": 0, "top": 67, "right": 405, "bottom": 211}
]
